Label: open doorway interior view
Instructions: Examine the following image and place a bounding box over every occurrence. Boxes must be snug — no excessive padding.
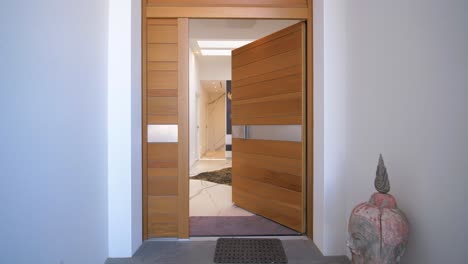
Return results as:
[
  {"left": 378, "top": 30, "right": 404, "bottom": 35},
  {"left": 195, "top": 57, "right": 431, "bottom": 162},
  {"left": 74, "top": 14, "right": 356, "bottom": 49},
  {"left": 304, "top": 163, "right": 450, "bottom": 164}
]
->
[{"left": 188, "top": 19, "right": 302, "bottom": 236}]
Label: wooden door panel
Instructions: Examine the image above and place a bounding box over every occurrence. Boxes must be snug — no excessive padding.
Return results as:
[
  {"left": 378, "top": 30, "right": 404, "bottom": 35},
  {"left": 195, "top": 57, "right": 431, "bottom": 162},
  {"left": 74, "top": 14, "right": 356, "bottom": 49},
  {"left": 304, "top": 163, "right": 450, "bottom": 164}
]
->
[
  {"left": 233, "top": 72, "right": 302, "bottom": 101},
  {"left": 231, "top": 22, "right": 305, "bottom": 232},
  {"left": 232, "top": 95, "right": 302, "bottom": 123},
  {"left": 233, "top": 190, "right": 302, "bottom": 231},
  {"left": 232, "top": 48, "right": 302, "bottom": 82},
  {"left": 234, "top": 177, "right": 301, "bottom": 206},
  {"left": 233, "top": 162, "right": 302, "bottom": 192},
  {"left": 232, "top": 27, "right": 302, "bottom": 68},
  {"left": 232, "top": 138, "right": 302, "bottom": 159},
  {"left": 234, "top": 152, "right": 302, "bottom": 178},
  {"left": 231, "top": 115, "right": 302, "bottom": 126}
]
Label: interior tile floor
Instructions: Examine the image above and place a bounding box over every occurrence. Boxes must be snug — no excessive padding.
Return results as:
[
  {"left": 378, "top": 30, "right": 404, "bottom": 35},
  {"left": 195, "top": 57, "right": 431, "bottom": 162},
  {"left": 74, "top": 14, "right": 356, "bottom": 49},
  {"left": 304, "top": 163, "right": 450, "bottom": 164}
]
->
[
  {"left": 106, "top": 238, "right": 350, "bottom": 264},
  {"left": 190, "top": 179, "right": 253, "bottom": 216},
  {"left": 201, "top": 150, "right": 226, "bottom": 160},
  {"left": 190, "top": 159, "right": 232, "bottom": 176},
  {"left": 190, "top": 159, "right": 247, "bottom": 217}
]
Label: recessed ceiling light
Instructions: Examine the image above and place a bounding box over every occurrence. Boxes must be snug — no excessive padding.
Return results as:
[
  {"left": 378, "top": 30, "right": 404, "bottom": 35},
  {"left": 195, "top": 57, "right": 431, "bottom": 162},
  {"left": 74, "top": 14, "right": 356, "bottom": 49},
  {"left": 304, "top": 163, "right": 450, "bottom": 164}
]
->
[
  {"left": 197, "top": 40, "right": 253, "bottom": 49},
  {"left": 200, "top": 49, "right": 232, "bottom": 56}
]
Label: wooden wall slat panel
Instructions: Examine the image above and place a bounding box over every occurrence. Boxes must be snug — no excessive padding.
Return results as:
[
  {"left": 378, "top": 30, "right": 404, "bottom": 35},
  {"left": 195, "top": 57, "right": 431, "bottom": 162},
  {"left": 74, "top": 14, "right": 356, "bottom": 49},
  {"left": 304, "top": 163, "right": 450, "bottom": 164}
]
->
[
  {"left": 148, "top": 196, "right": 178, "bottom": 215},
  {"left": 147, "top": 115, "right": 178, "bottom": 124},
  {"left": 148, "top": 44, "right": 178, "bottom": 62},
  {"left": 148, "top": 176, "right": 178, "bottom": 195},
  {"left": 148, "top": 71, "right": 178, "bottom": 90},
  {"left": 144, "top": 18, "right": 188, "bottom": 239},
  {"left": 147, "top": 0, "right": 308, "bottom": 8},
  {"left": 148, "top": 89, "right": 178, "bottom": 97},
  {"left": 148, "top": 160, "right": 178, "bottom": 168},
  {"left": 148, "top": 196, "right": 178, "bottom": 237},
  {"left": 148, "top": 214, "right": 178, "bottom": 237},
  {"left": 148, "top": 25, "right": 178, "bottom": 43},
  {"left": 148, "top": 62, "right": 178, "bottom": 71},
  {"left": 148, "top": 168, "right": 178, "bottom": 177},
  {"left": 147, "top": 97, "right": 178, "bottom": 115},
  {"left": 148, "top": 143, "right": 178, "bottom": 161}
]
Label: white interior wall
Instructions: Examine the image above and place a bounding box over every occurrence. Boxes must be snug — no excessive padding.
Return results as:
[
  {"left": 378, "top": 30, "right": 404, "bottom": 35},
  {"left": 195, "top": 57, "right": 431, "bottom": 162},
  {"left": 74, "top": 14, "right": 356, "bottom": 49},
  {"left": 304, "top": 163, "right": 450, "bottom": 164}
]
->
[
  {"left": 108, "top": 0, "right": 142, "bottom": 258},
  {"left": 198, "top": 56, "right": 232, "bottom": 81},
  {"left": 189, "top": 50, "right": 201, "bottom": 166},
  {"left": 130, "top": 0, "right": 143, "bottom": 255},
  {"left": 314, "top": 0, "right": 468, "bottom": 262},
  {"left": 199, "top": 85, "right": 208, "bottom": 157},
  {"left": 0, "top": 1, "right": 109, "bottom": 264},
  {"left": 206, "top": 92, "right": 226, "bottom": 152}
]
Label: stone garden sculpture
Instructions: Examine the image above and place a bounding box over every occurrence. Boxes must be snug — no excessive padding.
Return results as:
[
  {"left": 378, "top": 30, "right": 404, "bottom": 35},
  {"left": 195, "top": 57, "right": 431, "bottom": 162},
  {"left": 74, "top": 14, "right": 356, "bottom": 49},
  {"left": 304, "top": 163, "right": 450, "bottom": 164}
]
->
[{"left": 347, "top": 154, "right": 409, "bottom": 264}]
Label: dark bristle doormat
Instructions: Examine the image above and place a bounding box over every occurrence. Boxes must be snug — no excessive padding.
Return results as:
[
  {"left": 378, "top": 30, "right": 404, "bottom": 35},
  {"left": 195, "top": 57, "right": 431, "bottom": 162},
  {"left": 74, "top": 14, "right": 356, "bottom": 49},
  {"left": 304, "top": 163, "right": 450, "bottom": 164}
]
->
[
  {"left": 191, "top": 167, "right": 232, "bottom": 185},
  {"left": 214, "top": 238, "right": 288, "bottom": 264}
]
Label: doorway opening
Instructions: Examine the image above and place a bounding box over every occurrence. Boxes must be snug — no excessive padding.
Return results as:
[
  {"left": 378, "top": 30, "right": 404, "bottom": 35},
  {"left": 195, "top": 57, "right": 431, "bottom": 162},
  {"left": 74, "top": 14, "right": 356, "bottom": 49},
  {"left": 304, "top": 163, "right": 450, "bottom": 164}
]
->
[{"left": 188, "top": 19, "right": 304, "bottom": 237}]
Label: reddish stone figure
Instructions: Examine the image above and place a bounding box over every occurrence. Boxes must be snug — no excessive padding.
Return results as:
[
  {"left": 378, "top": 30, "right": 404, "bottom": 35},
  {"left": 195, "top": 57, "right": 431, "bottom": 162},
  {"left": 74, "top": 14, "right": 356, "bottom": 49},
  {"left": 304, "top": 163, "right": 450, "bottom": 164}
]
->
[{"left": 347, "top": 155, "right": 409, "bottom": 264}]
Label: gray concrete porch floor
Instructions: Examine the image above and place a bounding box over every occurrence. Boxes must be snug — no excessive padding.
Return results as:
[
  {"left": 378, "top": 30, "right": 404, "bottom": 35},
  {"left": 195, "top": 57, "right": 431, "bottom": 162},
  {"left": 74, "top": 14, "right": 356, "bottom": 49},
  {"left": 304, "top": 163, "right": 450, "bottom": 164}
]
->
[{"left": 106, "top": 238, "right": 349, "bottom": 264}]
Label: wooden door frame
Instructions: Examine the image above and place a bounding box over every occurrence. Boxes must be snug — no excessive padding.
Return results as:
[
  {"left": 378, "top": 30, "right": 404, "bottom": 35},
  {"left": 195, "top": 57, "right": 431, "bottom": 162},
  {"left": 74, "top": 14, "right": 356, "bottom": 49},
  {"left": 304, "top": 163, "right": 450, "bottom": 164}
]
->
[{"left": 142, "top": 1, "right": 313, "bottom": 240}]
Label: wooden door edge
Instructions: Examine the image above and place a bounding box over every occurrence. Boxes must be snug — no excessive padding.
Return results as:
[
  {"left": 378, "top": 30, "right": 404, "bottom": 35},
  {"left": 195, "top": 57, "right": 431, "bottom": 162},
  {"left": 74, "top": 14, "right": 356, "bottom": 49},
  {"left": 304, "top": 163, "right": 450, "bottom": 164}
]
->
[{"left": 177, "top": 18, "right": 190, "bottom": 239}]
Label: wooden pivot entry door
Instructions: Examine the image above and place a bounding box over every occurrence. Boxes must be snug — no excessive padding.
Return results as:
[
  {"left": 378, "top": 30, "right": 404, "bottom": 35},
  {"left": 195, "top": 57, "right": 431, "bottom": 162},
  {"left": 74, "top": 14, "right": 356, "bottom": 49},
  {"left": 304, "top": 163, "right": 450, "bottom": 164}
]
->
[{"left": 231, "top": 22, "right": 306, "bottom": 233}]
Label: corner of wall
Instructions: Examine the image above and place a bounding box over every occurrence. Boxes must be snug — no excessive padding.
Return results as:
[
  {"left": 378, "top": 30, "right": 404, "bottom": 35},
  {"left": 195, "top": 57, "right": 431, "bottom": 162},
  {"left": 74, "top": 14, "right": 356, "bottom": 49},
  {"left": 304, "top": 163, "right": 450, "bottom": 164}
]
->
[
  {"left": 131, "top": 0, "right": 143, "bottom": 255},
  {"left": 312, "top": 0, "right": 326, "bottom": 254},
  {"left": 108, "top": 0, "right": 142, "bottom": 257}
]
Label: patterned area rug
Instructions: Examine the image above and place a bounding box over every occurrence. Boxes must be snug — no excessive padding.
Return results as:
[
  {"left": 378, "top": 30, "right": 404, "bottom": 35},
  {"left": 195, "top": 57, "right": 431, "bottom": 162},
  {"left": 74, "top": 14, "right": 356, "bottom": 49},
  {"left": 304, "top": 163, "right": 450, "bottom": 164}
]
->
[
  {"left": 191, "top": 167, "right": 232, "bottom": 185},
  {"left": 190, "top": 216, "right": 299, "bottom": 236}
]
